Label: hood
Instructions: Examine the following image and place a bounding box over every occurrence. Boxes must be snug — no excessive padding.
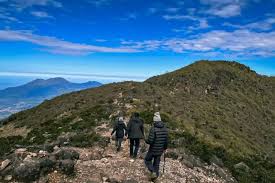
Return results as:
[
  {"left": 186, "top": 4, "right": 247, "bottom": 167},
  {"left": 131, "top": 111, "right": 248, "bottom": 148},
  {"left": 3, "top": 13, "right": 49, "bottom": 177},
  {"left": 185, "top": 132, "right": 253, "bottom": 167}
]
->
[{"left": 154, "top": 121, "right": 164, "bottom": 128}]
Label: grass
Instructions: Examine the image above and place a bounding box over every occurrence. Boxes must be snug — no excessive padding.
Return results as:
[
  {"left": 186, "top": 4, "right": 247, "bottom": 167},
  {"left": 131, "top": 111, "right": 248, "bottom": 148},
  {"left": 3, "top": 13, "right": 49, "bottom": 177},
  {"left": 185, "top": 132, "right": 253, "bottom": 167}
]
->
[
  {"left": 0, "top": 104, "right": 111, "bottom": 158},
  {"left": 0, "top": 60, "right": 274, "bottom": 182}
]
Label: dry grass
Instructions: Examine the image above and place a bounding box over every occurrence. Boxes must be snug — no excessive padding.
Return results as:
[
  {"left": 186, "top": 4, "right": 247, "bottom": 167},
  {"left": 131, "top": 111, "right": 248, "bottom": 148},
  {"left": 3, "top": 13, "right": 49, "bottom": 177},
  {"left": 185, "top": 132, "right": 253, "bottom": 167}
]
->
[{"left": 0, "top": 124, "right": 31, "bottom": 138}]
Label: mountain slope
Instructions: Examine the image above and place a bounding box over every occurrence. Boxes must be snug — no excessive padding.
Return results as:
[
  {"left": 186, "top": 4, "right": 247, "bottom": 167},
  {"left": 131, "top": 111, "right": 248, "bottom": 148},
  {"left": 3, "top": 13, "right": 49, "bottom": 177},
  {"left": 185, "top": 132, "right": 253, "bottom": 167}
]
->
[
  {"left": 146, "top": 61, "right": 275, "bottom": 156},
  {"left": 0, "top": 78, "right": 102, "bottom": 119},
  {"left": 0, "top": 61, "right": 274, "bottom": 182}
]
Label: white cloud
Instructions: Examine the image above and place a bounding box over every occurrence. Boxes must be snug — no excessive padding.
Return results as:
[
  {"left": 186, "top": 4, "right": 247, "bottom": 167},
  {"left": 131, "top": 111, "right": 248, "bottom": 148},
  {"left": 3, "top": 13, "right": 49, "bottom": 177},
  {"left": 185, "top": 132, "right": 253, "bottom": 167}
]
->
[
  {"left": 0, "top": 7, "right": 20, "bottom": 22},
  {"left": 163, "top": 14, "right": 209, "bottom": 31},
  {"left": 30, "top": 11, "right": 53, "bottom": 18},
  {"left": 121, "top": 30, "right": 275, "bottom": 57},
  {"left": 11, "top": 0, "right": 62, "bottom": 10},
  {"left": 0, "top": 30, "right": 140, "bottom": 55},
  {"left": 88, "top": 0, "right": 110, "bottom": 7},
  {"left": 206, "top": 4, "right": 241, "bottom": 18},
  {"left": 200, "top": 0, "right": 236, "bottom": 6},
  {"left": 201, "top": 0, "right": 242, "bottom": 18},
  {"left": 172, "top": 28, "right": 186, "bottom": 33},
  {"left": 163, "top": 15, "right": 195, "bottom": 21},
  {"left": 224, "top": 17, "right": 275, "bottom": 31},
  {"left": 0, "top": 13, "right": 20, "bottom": 22},
  {"left": 95, "top": 39, "right": 107, "bottom": 42},
  {"left": 198, "top": 19, "right": 209, "bottom": 28},
  {"left": 173, "top": 20, "right": 210, "bottom": 33},
  {"left": 165, "top": 8, "right": 180, "bottom": 13},
  {"left": 0, "top": 0, "right": 61, "bottom": 21}
]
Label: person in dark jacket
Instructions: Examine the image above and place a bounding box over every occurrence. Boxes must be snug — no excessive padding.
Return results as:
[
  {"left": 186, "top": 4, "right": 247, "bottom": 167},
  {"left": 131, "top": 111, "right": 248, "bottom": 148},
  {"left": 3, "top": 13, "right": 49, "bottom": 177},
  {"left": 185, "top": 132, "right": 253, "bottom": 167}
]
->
[
  {"left": 111, "top": 117, "right": 127, "bottom": 152},
  {"left": 145, "top": 112, "right": 168, "bottom": 179},
  {"left": 127, "top": 112, "right": 144, "bottom": 158}
]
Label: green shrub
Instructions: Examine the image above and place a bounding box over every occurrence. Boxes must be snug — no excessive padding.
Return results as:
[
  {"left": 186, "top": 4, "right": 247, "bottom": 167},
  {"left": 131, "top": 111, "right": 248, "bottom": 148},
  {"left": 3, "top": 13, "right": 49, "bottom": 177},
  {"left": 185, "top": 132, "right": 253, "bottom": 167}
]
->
[
  {"left": 169, "top": 129, "right": 275, "bottom": 183},
  {"left": 70, "top": 133, "right": 102, "bottom": 147},
  {"left": 0, "top": 136, "right": 24, "bottom": 157}
]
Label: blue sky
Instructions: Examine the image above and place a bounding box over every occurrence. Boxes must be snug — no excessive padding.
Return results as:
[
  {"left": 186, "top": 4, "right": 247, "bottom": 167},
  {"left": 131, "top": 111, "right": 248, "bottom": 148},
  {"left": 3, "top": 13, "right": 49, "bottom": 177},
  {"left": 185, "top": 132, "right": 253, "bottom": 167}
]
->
[{"left": 0, "top": 0, "right": 274, "bottom": 88}]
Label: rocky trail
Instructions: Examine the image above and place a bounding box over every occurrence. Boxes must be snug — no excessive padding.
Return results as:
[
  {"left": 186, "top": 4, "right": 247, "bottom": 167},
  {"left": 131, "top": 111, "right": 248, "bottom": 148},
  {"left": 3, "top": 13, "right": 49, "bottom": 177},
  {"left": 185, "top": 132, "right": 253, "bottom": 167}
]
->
[
  {"left": 45, "top": 124, "right": 233, "bottom": 183},
  {"left": 0, "top": 123, "right": 235, "bottom": 183}
]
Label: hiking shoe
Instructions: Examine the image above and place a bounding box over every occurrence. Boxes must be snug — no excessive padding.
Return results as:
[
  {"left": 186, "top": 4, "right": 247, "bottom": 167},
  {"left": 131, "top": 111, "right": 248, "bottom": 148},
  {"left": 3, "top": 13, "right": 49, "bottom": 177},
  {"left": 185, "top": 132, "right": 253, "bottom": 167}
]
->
[
  {"left": 145, "top": 169, "right": 152, "bottom": 177},
  {"left": 150, "top": 172, "right": 158, "bottom": 180}
]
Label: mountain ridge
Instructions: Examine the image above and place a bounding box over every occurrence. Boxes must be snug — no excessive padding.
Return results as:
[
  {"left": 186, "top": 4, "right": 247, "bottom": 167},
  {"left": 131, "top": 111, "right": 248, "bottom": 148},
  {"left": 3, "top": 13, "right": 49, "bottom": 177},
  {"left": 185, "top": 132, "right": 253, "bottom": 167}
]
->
[
  {"left": 0, "top": 78, "right": 102, "bottom": 119},
  {"left": 0, "top": 60, "right": 274, "bottom": 182}
]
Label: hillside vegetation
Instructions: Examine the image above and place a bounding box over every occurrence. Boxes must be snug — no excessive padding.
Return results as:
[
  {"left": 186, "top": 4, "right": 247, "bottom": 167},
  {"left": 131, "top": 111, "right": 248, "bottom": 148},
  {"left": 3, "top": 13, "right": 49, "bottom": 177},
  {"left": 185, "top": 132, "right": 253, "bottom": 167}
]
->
[{"left": 1, "top": 60, "right": 275, "bottom": 182}]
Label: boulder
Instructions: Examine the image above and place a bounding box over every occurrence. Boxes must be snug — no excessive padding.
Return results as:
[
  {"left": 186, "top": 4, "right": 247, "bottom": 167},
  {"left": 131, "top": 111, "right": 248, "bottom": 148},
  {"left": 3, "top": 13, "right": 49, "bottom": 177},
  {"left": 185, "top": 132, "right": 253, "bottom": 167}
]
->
[
  {"left": 165, "top": 151, "right": 179, "bottom": 160},
  {"left": 14, "top": 161, "right": 41, "bottom": 181},
  {"left": 59, "top": 159, "right": 75, "bottom": 175},
  {"left": 4, "top": 175, "right": 12, "bottom": 181},
  {"left": 234, "top": 162, "right": 250, "bottom": 173},
  {"left": 53, "top": 145, "right": 61, "bottom": 152},
  {"left": 23, "top": 155, "right": 34, "bottom": 163},
  {"left": 210, "top": 155, "right": 224, "bottom": 167},
  {"left": 215, "top": 167, "right": 228, "bottom": 180},
  {"left": 15, "top": 148, "right": 27, "bottom": 154},
  {"left": 0, "top": 158, "right": 20, "bottom": 176},
  {"left": 0, "top": 159, "right": 11, "bottom": 171},
  {"left": 15, "top": 148, "right": 28, "bottom": 159},
  {"left": 38, "top": 150, "right": 49, "bottom": 157},
  {"left": 181, "top": 158, "right": 195, "bottom": 169},
  {"left": 54, "top": 149, "right": 79, "bottom": 160},
  {"left": 181, "top": 154, "right": 204, "bottom": 168}
]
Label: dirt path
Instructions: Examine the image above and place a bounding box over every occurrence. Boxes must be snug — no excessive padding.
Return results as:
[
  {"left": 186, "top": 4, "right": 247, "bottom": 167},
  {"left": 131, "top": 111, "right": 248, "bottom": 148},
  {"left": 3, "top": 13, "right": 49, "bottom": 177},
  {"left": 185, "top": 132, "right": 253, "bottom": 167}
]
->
[{"left": 46, "top": 123, "right": 228, "bottom": 183}]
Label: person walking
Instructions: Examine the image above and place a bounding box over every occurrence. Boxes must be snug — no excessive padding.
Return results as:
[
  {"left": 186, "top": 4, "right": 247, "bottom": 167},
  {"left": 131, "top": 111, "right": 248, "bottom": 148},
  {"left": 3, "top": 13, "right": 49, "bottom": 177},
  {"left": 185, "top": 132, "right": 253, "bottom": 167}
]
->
[
  {"left": 127, "top": 112, "right": 144, "bottom": 158},
  {"left": 111, "top": 116, "right": 127, "bottom": 152},
  {"left": 145, "top": 112, "right": 168, "bottom": 180}
]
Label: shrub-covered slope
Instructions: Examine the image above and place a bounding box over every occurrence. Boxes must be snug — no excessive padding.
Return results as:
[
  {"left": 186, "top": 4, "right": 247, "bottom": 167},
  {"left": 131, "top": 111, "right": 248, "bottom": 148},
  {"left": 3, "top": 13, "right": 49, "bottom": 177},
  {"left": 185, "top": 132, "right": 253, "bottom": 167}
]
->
[{"left": 1, "top": 60, "right": 274, "bottom": 182}]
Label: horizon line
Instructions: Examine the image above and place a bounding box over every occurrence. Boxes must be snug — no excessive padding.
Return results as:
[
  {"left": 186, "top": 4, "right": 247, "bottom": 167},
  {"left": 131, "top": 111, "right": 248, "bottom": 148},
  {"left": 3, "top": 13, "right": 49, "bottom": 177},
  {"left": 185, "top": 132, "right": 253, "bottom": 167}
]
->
[{"left": 0, "top": 71, "right": 149, "bottom": 82}]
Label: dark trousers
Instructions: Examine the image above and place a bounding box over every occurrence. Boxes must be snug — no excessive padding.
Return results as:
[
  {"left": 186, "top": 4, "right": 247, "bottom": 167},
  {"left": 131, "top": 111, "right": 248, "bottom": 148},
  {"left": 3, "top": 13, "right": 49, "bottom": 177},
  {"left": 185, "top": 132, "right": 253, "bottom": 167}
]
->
[
  {"left": 145, "top": 151, "right": 161, "bottom": 177},
  {"left": 129, "top": 138, "right": 140, "bottom": 157},
  {"left": 115, "top": 138, "right": 123, "bottom": 151}
]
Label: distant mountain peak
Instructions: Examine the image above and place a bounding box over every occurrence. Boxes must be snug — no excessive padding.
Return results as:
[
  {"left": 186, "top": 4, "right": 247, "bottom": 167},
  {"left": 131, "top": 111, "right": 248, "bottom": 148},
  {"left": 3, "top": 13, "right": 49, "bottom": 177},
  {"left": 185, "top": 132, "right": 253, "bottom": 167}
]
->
[
  {"left": 46, "top": 77, "right": 69, "bottom": 83},
  {"left": 43, "top": 77, "right": 70, "bottom": 85},
  {"left": 0, "top": 78, "right": 103, "bottom": 119}
]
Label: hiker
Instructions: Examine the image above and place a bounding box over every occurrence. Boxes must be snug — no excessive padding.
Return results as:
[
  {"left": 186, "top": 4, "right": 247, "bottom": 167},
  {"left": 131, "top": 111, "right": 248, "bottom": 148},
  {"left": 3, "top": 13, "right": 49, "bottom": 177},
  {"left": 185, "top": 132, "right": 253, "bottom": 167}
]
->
[
  {"left": 145, "top": 112, "right": 168, "bottom": 180},
  {"left": 127, "top": 112, "right": 144, "bottom": 158},
  {"left": 111, "top": 116, "right": 127, "bottom": 152}
]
